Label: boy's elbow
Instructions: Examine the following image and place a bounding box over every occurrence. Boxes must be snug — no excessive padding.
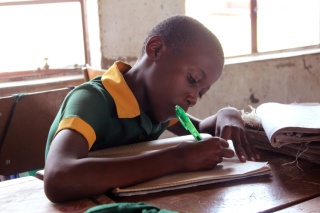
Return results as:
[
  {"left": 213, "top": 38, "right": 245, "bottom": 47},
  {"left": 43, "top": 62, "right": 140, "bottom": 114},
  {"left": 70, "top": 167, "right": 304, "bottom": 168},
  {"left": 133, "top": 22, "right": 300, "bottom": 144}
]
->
[{"left": 44, "top": 171, "right": 70, "bottom": 203}]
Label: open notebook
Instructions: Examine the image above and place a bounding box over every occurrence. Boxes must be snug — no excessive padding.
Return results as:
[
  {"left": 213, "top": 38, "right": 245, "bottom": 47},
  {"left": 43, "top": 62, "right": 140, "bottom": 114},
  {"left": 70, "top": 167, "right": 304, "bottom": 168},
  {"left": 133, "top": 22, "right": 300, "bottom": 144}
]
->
[{"left": 89, "top": 134, "right": 271, "bottom": 196}]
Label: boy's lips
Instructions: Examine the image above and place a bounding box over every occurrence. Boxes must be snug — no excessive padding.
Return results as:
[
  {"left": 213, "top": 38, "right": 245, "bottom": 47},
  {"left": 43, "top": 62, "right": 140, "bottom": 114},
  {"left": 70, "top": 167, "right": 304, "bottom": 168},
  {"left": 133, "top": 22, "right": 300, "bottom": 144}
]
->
[
  {"left": 179, "top": 104, "right": 189, "bottom": 112},
  {"left": 173, "top": 104, "right": 189, "bottom": 114}
]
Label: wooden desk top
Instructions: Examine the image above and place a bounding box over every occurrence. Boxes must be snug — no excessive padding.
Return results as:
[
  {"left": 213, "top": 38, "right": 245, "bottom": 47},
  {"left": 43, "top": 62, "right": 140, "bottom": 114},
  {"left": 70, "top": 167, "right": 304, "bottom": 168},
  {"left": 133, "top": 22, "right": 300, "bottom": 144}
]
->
[
  {"left": 277, "top": 196, "right": 320, "bottom": 213},
  {"left": 2, "top": 150, "right": 319, "bottom": 213},
  {"left": 0, "top": 176, "right": 114, "bottom": 213},
  {"left": 110, "top": 150, "right": 320, "bottom": 213}
]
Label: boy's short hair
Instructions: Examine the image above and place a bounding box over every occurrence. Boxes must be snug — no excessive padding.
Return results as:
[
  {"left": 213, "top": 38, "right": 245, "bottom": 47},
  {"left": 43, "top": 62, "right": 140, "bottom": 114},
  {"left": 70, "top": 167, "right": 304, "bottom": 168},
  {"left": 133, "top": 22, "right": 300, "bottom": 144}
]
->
[{"left": 140, "top": 15, "right": 224, "bottom": 60}]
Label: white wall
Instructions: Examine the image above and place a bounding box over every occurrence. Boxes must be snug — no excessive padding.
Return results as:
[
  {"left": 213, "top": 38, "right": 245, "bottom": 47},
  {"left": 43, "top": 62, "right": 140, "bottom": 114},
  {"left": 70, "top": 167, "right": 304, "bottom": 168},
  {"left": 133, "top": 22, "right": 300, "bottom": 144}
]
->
[{"left": 98, "top": 0, "right": 185, "bottom": 67}]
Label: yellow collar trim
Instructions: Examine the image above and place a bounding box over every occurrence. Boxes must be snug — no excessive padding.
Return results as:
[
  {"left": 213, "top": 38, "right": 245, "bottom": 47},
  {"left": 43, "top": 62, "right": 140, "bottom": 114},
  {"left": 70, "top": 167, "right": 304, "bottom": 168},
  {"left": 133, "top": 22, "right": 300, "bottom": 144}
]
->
[{"left": 102, "top": 61, "right": 140, "bottom": 118}]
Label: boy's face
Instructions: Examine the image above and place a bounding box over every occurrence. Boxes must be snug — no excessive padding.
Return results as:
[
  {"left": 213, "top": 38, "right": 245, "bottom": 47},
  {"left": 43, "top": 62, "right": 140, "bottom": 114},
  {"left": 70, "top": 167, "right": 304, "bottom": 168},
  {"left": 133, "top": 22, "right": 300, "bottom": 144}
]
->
[{"left": 145, "top": 42, "right": 224, "bottom": 123}]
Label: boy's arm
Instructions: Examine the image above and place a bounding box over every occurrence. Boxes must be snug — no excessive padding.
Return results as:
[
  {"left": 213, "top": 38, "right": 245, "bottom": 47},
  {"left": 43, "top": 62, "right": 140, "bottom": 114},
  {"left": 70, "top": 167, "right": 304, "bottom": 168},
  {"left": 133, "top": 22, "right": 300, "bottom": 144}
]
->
[{"left": 44, "top": 129, "right": 233, "bottom": 203}]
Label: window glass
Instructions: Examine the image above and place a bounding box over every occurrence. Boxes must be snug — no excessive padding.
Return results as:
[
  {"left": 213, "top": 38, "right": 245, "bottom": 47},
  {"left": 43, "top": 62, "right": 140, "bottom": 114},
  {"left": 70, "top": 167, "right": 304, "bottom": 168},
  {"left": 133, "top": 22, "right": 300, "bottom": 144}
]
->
[
  {"left": 185, "top": 0, "right": 252, "bottom": 57},
  {"left": 186, "top": 0, "right": 320, "bottom": 57},
  {"left": 0, "top": 2, "right": 85, "bottom": 72},
  {"left": 257, "top": 0, "right": 320, "bottom": 52}
]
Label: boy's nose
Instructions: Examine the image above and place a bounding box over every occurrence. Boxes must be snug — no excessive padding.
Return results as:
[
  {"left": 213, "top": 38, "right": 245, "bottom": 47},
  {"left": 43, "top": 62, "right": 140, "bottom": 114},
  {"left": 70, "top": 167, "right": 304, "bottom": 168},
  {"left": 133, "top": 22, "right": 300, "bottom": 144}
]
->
[{"left": 186, "top": 95, "right": 197, "bottom": 107}]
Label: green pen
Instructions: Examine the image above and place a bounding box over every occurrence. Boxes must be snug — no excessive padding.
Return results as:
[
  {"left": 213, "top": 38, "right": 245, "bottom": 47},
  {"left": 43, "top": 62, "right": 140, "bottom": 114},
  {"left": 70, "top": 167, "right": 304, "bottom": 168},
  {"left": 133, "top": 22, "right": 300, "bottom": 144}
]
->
[{"left": 175, "top": 105, "right": 202, "bottom": 141}]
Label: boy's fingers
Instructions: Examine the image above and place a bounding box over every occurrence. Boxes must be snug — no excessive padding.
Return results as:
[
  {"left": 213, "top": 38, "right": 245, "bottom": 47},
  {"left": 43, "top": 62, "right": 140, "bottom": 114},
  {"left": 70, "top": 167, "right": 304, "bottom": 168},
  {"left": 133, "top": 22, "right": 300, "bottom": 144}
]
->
[
  {"left": 242, "top": 132, "right": 260, "bottom": 160},
  {"left": 219, "top": 139, "right": 229, "bottom": 148},
  {"left": 222, "top": 147, "right": 235, "bottom": 158},
  {"left": 231, "top": 135, "right": 247, "bottom": 162}
]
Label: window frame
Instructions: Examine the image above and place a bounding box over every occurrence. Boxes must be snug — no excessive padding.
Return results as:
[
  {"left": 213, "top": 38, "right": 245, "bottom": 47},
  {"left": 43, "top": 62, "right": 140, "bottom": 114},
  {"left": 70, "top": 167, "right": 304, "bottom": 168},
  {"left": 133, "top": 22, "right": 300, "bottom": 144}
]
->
[
  {"left": 249, "top": 0, "right": 319, "bottom": 55},
  {"left": 0, "top": 0, "right": 90, "bottom": 81},
  {"left": 250, "top": 0, "right": 258, "bottom": 53}
]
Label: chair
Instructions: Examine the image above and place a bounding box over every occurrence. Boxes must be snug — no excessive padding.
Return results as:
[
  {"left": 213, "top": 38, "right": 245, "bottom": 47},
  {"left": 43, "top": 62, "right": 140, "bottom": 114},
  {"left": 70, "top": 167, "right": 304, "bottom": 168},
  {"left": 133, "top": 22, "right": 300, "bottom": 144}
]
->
[{"left": 0, "top": 88, "right": 72, "bottom": 176}]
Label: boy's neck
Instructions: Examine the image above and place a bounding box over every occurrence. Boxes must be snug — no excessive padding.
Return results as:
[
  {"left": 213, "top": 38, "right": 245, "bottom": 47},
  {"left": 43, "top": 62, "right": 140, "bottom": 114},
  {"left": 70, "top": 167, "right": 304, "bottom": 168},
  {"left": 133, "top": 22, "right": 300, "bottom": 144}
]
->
[{"left": 123, "top": 61, "right": 150, "bottom": 112}]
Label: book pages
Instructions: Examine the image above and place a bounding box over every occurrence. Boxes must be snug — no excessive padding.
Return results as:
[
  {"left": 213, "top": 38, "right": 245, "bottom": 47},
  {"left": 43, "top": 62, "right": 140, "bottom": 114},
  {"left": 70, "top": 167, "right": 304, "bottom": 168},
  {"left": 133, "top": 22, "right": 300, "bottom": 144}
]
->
[
  {"left": 256, "top": 102, "right": 320, "bottom": 147},
  {"left": 113, "top": 157, "right": 270, "bottom": 196}
]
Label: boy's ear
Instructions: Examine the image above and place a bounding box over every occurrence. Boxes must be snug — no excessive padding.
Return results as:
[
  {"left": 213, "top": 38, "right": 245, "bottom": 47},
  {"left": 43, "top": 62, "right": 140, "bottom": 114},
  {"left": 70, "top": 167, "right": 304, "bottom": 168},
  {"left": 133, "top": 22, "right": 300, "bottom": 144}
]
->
[{"left": 145, "top": 36, "right": 166, "bottom": 61}]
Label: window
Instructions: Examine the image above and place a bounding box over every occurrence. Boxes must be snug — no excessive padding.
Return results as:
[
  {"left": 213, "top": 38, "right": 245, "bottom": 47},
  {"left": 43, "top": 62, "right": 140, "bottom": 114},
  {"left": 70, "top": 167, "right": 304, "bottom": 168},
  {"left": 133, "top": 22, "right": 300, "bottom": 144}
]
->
[
  {"left": 257, "top": 0, "right": 319, "bottom": 52},
  {"left": 0, "top": 0, "right": 87, "bottom": 76},
  {"left": 186, "top": 0, "right": 320, "bottom": 57}
]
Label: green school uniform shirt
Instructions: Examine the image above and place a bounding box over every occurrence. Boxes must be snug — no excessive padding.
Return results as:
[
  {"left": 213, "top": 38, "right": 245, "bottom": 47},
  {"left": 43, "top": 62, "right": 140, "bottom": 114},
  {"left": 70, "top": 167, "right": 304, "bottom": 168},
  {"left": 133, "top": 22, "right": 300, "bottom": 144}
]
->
[
  {"left": 45, "top": 61, "right": 177, "bottom": 156},
  {"left": 85, "top": 202, "right": 178, "bottom": 213}
]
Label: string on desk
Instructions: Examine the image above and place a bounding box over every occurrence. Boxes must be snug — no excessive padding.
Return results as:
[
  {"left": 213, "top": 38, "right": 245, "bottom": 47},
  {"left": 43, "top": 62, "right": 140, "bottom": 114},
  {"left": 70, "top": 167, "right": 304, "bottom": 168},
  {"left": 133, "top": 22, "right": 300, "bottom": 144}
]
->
[{"left": 281, "top": 142, "right": 310, "bottom": 172}]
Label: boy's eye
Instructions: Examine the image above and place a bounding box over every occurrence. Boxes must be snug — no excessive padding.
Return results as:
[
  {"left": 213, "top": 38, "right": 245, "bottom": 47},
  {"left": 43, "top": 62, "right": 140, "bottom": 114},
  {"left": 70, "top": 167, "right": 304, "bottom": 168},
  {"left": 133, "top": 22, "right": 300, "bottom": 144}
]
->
[
  {"left": 187, "top": 73, "right": 197, "bottom": 85},
  {"left": 187, "top": 73, "right": 203, "bottom": 99}
]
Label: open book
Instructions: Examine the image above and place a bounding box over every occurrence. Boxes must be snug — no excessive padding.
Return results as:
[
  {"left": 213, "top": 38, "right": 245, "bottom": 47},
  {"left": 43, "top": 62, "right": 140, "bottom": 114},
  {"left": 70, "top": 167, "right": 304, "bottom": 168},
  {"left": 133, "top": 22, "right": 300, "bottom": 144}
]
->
[
  {"left": 89, "top": 134, "right": 271, "bottom": 196},
  {"left": 255, "top": 102, "right": 320, "bottom": 148}
]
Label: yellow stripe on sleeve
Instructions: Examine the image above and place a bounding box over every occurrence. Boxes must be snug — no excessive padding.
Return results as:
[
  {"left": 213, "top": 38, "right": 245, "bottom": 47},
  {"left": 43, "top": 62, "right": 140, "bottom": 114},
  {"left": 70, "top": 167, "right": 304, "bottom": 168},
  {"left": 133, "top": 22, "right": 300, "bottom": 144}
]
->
[
  {"left": 169, "top": 118, "right": 179, "bottom": 127},
  {"left": 56, "top": 116, "right": 96, "bottom": 150}
]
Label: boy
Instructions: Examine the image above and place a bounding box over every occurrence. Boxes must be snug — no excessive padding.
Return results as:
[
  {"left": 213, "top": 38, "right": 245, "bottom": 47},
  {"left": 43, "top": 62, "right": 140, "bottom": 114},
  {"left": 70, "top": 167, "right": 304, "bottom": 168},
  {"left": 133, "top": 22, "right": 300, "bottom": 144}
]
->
[{"left": 44, "top": 15, "right": 259, "bottom": 203}]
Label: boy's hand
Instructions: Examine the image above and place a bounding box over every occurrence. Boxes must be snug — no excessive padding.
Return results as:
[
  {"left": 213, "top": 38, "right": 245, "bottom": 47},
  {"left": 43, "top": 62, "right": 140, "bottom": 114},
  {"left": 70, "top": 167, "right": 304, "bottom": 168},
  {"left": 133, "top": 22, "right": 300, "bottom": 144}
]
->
[
  {"left": 199, "top": 107, "right": 260, "bottom": 162},
  {"left": 176, "top": 137, "right": 234, "bottom": 172}
]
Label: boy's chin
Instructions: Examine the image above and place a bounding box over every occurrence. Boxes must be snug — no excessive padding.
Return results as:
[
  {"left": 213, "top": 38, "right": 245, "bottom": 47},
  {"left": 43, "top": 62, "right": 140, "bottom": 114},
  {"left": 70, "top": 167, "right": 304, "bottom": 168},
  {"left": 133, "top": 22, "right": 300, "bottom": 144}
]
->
[
  {"left": 154, "top": 114, "right": 174, "bottom": 123},
  {"left": 150, "top": 107, "right": 175, "bottom": 123}
]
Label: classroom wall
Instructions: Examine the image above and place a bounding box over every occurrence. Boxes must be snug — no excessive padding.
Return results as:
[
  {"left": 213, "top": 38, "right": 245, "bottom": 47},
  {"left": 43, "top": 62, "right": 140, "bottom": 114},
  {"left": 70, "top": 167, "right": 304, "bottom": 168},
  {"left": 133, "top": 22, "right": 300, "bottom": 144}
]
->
[
  {"left": 98, "top": 0, "right": 185, "bottom": 68},
  {"left": 188, "top": 52, "right": 320, "bottom": 119},
  {"left": 97, "top": 0, "right": 320, "bottom": 119}
]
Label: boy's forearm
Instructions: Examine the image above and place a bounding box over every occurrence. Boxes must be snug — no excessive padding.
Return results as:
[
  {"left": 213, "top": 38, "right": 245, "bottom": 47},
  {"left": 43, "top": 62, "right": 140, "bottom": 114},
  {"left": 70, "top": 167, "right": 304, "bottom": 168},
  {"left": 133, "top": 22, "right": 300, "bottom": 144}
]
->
[
  {"left": 197, "top": 107, "right": 243, "bottom": 136},
  {"left": 92, "top": 146, "right": 182, "bottom": 188},
  {"left": 198, "top": 114, "right": 218, "bottom": 135},
  {"left": 45, "top": 145, "right": 182, "bottom": 203}
]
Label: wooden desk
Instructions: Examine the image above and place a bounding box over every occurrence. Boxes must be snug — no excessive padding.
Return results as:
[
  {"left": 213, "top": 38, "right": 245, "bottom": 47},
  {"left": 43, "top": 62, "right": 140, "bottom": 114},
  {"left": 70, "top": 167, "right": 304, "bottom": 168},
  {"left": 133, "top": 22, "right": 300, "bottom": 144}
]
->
[
  {"left": 2, "top": 150, "right": 319, "bottom": 213},
  {"left": 0, "top": 176, "right": 114, "bottom": 213},
  {"left": 110, "top": 150, "right": 320, "bottom": 213}
]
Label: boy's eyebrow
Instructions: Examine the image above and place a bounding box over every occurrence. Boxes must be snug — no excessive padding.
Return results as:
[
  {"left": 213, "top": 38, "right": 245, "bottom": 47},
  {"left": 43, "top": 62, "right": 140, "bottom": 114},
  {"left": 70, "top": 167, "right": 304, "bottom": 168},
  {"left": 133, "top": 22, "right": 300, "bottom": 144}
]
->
[
  {"left": 198, "top": 67, "right": 207, "bottom": 80},
  {"left": 197, "top": 68, "right": 214, "bottom": 90}
]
